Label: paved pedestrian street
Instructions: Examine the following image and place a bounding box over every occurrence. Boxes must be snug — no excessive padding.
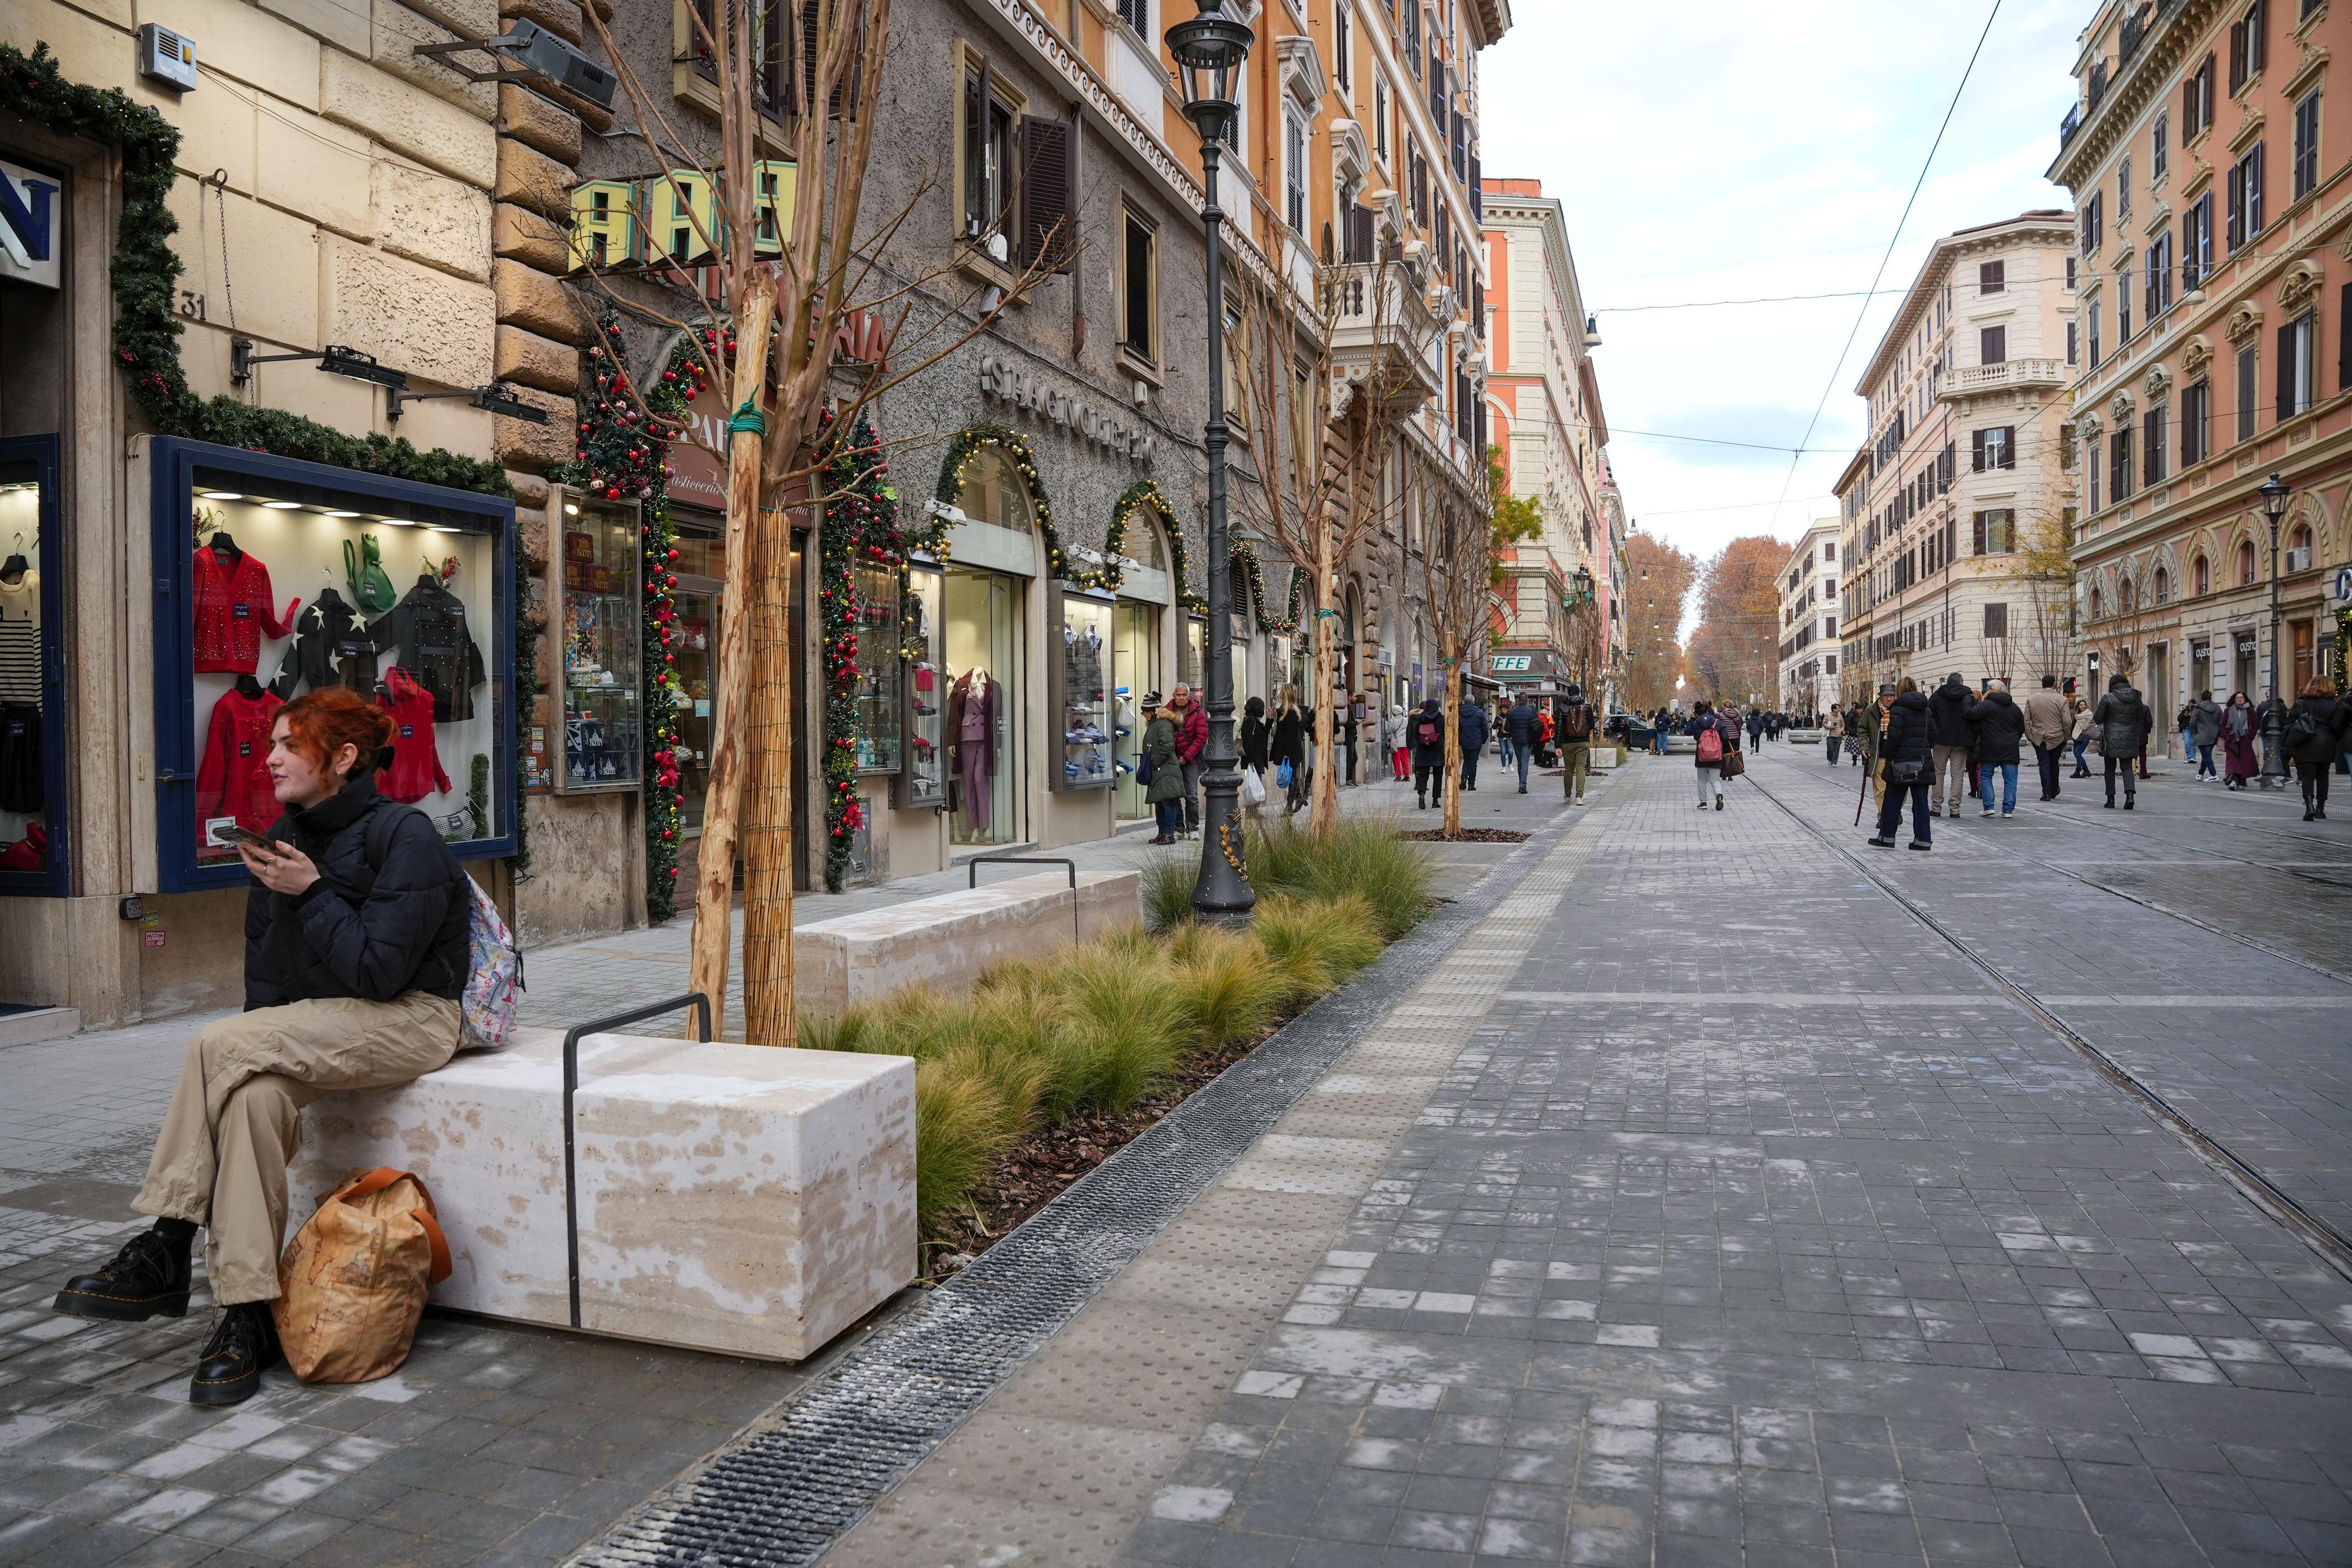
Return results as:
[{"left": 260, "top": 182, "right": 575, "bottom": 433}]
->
[
  {"left": 780, "top": 747, "right": 2352, "bottom": 1568},
  {"left": 10, "top": 747, "right": 2352, "bottom": 1568}
]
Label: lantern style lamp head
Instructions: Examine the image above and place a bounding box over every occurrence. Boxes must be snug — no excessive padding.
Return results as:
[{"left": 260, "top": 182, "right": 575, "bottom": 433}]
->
[
  {"left": 1168, "top": 0, "right": 1253, "bottom": 144},
  {"left": 2259, "top": 470, "right": 2292, "bottom": 523},
  {"left": 1571, "top": 566, "right": 1595, "bottom": 601}
]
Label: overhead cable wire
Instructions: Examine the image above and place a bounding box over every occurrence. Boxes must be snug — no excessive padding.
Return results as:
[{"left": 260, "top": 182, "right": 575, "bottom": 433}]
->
[{"left": 1766, "top": 0, "right": 2005, "bottom": 534}]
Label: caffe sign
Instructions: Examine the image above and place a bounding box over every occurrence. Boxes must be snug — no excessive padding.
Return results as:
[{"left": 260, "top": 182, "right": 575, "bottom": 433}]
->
[{"left": 978, "top": 355, "right": 1155, "bottom": 465}]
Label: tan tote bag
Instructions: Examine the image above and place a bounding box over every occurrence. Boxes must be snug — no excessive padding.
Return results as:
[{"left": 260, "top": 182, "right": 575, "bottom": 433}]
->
[{"left": 272, "top": 1167, "right": 453, "bottom": 1384}]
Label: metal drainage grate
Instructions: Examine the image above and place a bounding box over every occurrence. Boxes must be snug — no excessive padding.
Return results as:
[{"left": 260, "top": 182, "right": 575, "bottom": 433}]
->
[{"left": 577, "top": 820, "right": 1577, "bottom": 1568}]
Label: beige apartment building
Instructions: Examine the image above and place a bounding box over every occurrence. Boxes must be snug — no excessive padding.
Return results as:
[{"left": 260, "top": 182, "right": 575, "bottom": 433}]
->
[
  {"left": 1840, "top": 212, "right": 2082, "bottom": 701},
  {"left": 1480, "top": 175, "right": 1618, "bottom": 700},
  {"left": 2050, "top": 0, "right": 2352, "bottom": 721},
  {"left": 1778, "top": 518, "right": 1840, "bottom": 717}
]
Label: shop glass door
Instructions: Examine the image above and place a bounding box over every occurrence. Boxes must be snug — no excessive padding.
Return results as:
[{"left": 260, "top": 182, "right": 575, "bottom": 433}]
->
[
  {"left": 1113, "top": 601, "right": 1158, "bottom": 819},
  {"left": 945, "top": 567, "right": 1022, "bottom": 844},
  {"left": 671, "top": 583, "right": 718, "bottom": 831}
]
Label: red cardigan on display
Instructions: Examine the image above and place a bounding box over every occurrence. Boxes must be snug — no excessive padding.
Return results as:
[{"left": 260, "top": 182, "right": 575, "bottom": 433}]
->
[
  {"left": 195, "top": 686, "right": 284, "bottom": 840},
  {"left": 377, "top": 667, "right": 450, "bottom": 803},
  {"left": 193, "top": 547, "right": 299, "bottom": 674}
]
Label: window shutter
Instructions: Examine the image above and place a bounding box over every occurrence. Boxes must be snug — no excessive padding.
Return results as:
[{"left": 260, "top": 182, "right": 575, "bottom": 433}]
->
[
  {"left": 1429, "top": 76, "right": 1446, "bottom": 136},
  {"left": 1971, "top": 429, "right": 1986, "bottom": 472},
  {"left": 2143, "top": 410, "right": 2159, "bottom": 486},
  {"left": 1999, "top": 426, "right": 2015, "bottom": 469},
  {"left": 1349, "top": 203, "right": 1374, "bottom": 263},
  {"left": 2229, "top": 17, "right": 2247, "bottom": 92},
  {"left": 2184, "top": 72, "right": 2198, "bottom": 130},
  {"left": 1468, "top": 154, "right": 1481, "bottom": 220},
  {"left": 2249, "top": 0, "right": 2266, "bottom": 75},
  {"left": 2248, "top": 142, "right": 2264, "bottom": 235},
  {"left": 2340, "top": 280, "right": 2351, "bottom": 393},
  {"left": 2276, "top": 320, "right": 2295, "bottom": 423},
  {"left": 1017, "top": 115, "right": 1075, "bottom": 272}
]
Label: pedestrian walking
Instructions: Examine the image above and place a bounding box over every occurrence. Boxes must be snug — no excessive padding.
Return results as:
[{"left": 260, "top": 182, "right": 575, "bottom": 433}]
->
[
  {"left": 2024, "top": 674, "right": 2070, "bottom": 800},
  {"left": 2220, "top": 692, "right": 2259, "bottom": 789},
  {"left": 1504, "top": 691, "right": 1541, "bottom": 793},
  {"left": 1824, "top": 705, "right": 1845, "bottom": 765},
  {"left": 1745, "top": 709, "right": 1764, "bottom": 750},
  {"left": 48, "top": 688, "right": 472, "bottom": 1406},
  {"left": 2092, "top": 673, "right": 2152, "bottom": 809},
  {"left": 1496, "top": 700, "right": 1516, "bottom": 772},
  {"left": 1847, "top": 703, "right": 1867, "bottom": 766},
  {"left": 2286, "top": 676, "right": 2344, "bottom": 820},
  {"left": 2190, "top": 690, "right": 2223, "bottom": 781},
  {"left": 1383, "top": 703, "right": 1408, "bottom": 781},
  {"left": 1965, "top": 679, "right": 2025, "bottom": 817},
  {"left": 1239, "top": 695, "right": 1270, "bottom": 814},
  {"left": 1141, "top": 693, "right": 1184, "bottom": 842},
  {"left": 1927, "top": 671, "right": 1972, "bottom": 818},
  {"left": 1411, "top": 696, "right": 1448, "bottom": 809},
  {"left": 1458, "top": 695, "right": 1490, "bottom": 792},
  {"left": 2177, "top": 700, "right": 2199, "bottom": 773},
  {"left": 1271, "top": 686, "right": 1309, "bottom": 815},
  {"left": 1168, "top": 685, "right": 1207, "bottom": 835},
  {"left": 2070, "top": 695, "right": 2094, "bottom": 776},
  {"left": 1860, "top": 685, "right": 1893, "bottom": 810},
  {"left": 1869, "top": 677, "right": 1935, "bottom": 850},
  {"left": 1556, "top": 684, "right": 1595, "bottom": 804},
  {"left": 1689, "top": 700, "right": 1728, "bottom": 810},
  {"left": 1653, "top": 707, "right": 1669, "bottom": 755}
]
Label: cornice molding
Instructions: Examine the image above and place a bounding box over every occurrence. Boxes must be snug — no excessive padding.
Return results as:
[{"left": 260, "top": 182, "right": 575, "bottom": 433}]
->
[{"left": 2048, "top": 0, "right": 2225, "bottom": 188}]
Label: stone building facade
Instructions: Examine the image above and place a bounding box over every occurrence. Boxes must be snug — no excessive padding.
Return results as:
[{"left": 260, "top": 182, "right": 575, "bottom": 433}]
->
[
  {"left": 1840, "top": 211, "right": 2082, "bottom": 701},
  {"left": 1776, "top": 518, "right": 1840, "bottom": 718},
  {"left": 2049, "top": 0, "right": 2352, "bottom": 724}
]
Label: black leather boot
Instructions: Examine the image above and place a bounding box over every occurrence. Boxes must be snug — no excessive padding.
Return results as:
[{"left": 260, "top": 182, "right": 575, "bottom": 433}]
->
[
  {"left": 190, "top": 1302, "right": 280, "bottom": 1406},
  {"left": 54, "top": 1226, "right": 192, "bottom": 1322}
]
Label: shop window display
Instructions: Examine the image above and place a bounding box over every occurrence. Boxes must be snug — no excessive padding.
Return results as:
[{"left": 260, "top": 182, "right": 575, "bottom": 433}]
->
[
  {"left": 151, "top": 441, "right": 514, "bottom": 890},
  {"left": 1112, "top": 600, "right": 1158, "bottom": 818},
  {"left": 1183, "top": 615, "right": 1207, "bottom": 694},
  {"left": 0, "top": 440, "right": 64, "bottom": 893},
  {"left": 550, "top": 488, "right": 642, "bottom": 793},
  {"left": 899, "top": 566, "right": 945, "bottom": 807},
  {"left": 854, "top": 561, "right": 902, "bottom": 772},
  {"left": 1054, "top": 587, "right": 1113, "bottom": 791},
  {"left": 944, "top": 568, "right": 1020, "bottom": 844}
]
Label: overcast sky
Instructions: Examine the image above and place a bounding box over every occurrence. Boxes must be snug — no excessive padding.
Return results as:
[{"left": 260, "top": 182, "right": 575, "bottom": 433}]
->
[{"left": 1481, "top": 0, "right": 2083, "bottom": 587}]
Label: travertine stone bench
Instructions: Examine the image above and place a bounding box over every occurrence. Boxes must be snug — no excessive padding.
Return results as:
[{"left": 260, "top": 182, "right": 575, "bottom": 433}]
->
[
  {"left": 795, "top": 868, "right": 1143, "bottom": 1020},
  {"left": 289, "top": 1028, "right": 915, "bottom": 1362}
]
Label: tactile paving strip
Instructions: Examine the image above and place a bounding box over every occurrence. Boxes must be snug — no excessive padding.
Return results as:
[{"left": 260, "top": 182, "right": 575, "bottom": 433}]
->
[{"left": 575, "top": 815, "right": 1586, "bottom": 1568}]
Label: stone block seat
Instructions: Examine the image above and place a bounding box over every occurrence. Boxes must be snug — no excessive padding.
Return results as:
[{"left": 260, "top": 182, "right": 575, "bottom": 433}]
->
[
  {"left": 291, "top": 1028, "right": 915, "bottom": 1362},
  {"left": 1784, "top": 727, "right": 1825, "bottom": 746},
  {"left": 794, "top": 867, "right": 1142, "bottom": 1020}
]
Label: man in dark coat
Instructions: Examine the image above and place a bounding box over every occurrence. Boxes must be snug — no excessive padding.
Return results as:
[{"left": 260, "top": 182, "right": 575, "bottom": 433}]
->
[
  {"left": 2092, "top": 673, "right": 2152, "bottom": 809},
  {"left": 1458, "top": 696, "right": 1490, "bottom": 791},
  {"left": 1504, "top": 694, "right": 1540, "bottom": 793},
  {"left": 1926, "top": 672, "right": 1973, "bottom": 818},
  {"left": 1870, "top": 679, "right": 1936, "bottom": 849},
  {"left": 1964, "top": 679, "right": 2027, "bottom": 817},
  {"left": 1411, "top": 697, "right": 1449, "bottom": 809}
]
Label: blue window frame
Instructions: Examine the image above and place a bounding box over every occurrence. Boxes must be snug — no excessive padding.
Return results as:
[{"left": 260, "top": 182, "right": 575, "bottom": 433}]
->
[
  {"left": 146, "top": 437, "right": 518, "bottom": 892},
  {"left": 0, "top": 434, "right": 70, "bottom": 896}
]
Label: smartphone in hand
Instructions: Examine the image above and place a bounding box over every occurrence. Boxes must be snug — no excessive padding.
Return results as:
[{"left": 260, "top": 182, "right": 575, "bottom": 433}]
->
[{"left": 215, "top": 825, "right": 283, "bottom": 855}]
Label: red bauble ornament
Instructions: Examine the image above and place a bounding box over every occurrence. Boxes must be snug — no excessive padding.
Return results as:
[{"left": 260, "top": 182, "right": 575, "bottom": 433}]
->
[{"left": 606, "top": 487, "right": 622, "bottom": 500}]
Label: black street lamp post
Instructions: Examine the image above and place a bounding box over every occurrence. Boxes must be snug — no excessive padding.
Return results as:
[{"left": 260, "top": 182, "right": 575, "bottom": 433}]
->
[
  {"left": 2260, "top": 471, "right": 2293, "bottom": 785},
  {"left": 1169, "top": 0, "right": 1255, "bottom": 920}
]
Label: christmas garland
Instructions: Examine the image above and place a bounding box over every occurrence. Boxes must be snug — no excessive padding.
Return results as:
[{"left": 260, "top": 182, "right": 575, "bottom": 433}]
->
[
  {"left": 1230, "top": 539, "right": 1295, "bottom": 633},
  {"left": 1106, "top": 479, "right": 1207, "bottom": 612},
  {"left": 547, "top": 315, "right": 720, "bottom": 921},
  {"left": 815, "top": 412, "right": 909, "bottom": 891}
]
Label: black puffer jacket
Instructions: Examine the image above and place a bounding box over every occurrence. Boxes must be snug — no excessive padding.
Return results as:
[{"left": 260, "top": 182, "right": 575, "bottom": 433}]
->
[
  {"left": 1878, "top": 690, "right": 1934, "bottom": 770},
  {"left": 1964, "top": 691, "right": 2025, "bottom": 764},
  {"left": 244, "top": 771, "right": 469, "bottom": 1010},
  {"left": 2285, "top": 695, "right": 2344, "bottom": 768},
  {"left": 1928, "top": 676, "right": 1973, "bottom": 747},
  {"left": 2093, "top": 682, "right": 2151, "bottom": 759}
]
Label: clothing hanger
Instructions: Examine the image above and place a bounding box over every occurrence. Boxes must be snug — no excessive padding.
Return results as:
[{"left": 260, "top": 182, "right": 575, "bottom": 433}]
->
[
  {"left": 209, "top": 531, "right": 243, "bottom": 568},
  {"left": 233, "top": 673, "right": 264, "bottom": 700},
  {"left": 1, "top": 533, "right": 27, "bottom": 583}
]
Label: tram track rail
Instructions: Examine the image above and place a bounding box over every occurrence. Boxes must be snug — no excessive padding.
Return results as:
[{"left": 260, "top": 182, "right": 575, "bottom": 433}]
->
[
  {"left": 1739, "top": 761, "right": 2352, "bottom": 1284},
  {"left": 1762, "top": 759, "right": 2352, "bottom": 986}
]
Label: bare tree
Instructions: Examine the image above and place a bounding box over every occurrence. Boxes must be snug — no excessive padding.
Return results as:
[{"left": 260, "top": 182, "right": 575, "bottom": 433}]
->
[
  {"left": 570, "top": 0, "right": 1062, "bottom": 1042},
  {"left": 2016, "top": 508, "right": 2076, "bottom": 684},
  {"left": 1225, "top": 252, "right": 1445, "bottom": 836},
  {"left": 1413, "top": 457, "right": 1524, "bottom": 838}
]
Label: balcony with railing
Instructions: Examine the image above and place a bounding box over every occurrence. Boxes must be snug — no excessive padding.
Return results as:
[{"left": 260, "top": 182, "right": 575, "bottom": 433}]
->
[
  {"left": 1938, "top": 358, "right": 2068, "bottom": 399},
  {"left": 1328, "top": 262, "right": 1444, "bottom": 413}
]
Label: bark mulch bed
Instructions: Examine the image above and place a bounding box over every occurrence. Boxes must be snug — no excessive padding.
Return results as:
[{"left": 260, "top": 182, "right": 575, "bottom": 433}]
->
[
  {"left": 1399, "top": 828, "right": 1530, "bottom": 843},
  {"left": 924, "top": 1032, "right": 1267, "bottom": 1280}
]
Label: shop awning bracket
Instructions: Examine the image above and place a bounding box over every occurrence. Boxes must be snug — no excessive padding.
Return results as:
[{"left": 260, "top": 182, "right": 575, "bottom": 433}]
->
[
  {"left": 388, "top": 381, "right": 550, "bottom": 425},
  {"left": 230, "top": 340, "right": 407, "bottom": 392}
]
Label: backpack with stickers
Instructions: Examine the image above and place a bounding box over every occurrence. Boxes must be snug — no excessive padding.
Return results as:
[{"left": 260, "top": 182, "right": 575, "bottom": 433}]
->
[{"left": 364, "top": 805, "right": 523, "bottom": 1051}]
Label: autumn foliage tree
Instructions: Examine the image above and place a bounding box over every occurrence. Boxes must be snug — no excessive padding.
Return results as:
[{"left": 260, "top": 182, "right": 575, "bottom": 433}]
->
[
  {"left": 1686, "top": 535, "right": 1785, "bottom": 708},
  {"left": 1620, "top": 531, "right": 1696, "bottom": 711}
]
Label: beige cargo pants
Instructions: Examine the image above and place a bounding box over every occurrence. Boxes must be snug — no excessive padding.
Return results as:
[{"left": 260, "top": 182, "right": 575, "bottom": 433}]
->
[{"left": 133, "top": 993, "right": 461, "bottom": 1305}]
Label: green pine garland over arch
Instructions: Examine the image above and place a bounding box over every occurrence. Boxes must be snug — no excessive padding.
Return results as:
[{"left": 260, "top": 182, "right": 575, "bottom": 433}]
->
[{"left": 1229, "top": 539, "right": 1295, "bottom": 633}]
